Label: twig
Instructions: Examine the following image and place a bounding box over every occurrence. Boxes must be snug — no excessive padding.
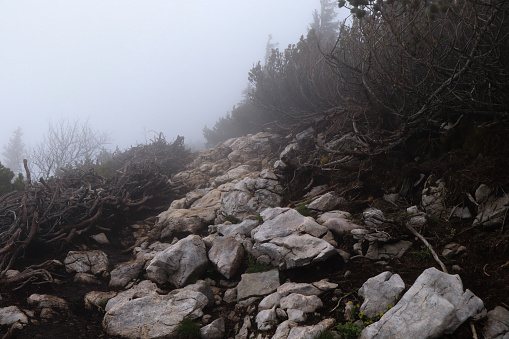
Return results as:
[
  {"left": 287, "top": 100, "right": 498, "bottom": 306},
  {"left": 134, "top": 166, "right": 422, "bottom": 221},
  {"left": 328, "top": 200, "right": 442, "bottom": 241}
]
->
[
  {"left": 405, "top": 223, "right": 448, "bottom": 273},
  {"left": 470, "top": 322, "right": 478, "bottom": 339}
]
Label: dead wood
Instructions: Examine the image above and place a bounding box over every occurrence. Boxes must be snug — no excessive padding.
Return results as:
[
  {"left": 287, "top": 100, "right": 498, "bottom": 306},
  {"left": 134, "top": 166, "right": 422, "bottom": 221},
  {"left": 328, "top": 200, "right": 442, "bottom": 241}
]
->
[{"left": 0, "top": 135, "right": 192, "bottom": 288}]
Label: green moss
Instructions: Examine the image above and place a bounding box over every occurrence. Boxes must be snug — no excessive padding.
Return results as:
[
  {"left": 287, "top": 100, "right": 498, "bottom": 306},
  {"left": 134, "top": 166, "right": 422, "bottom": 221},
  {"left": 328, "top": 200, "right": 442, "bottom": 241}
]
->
[
  {"left": 337, "top": 321, "right": 362, "bottom": 339},
  {"left": 295, "top": 202, "right": 311, "bottom": 216},
  {"left": 314, "top": 330, "right": 336, "bottom": 339},
  {"left": 246, "top": 253, "right": 274, "bottom": 273},
  {"left": 175, "top": 317, "right": 201, "bottom": 339}
]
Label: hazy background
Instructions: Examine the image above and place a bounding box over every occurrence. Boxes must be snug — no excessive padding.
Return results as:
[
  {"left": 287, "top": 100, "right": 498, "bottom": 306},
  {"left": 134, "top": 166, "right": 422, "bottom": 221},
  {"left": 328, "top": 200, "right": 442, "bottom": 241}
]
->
[{"left": 0, "top": 0, "right": 345, "bottom": 152}]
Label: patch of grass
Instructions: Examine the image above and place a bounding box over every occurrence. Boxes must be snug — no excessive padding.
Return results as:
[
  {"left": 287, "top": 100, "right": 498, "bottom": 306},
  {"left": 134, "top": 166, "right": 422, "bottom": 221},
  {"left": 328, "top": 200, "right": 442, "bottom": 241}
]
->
[
  {"left": 255, "top": 213, "right": 264, "bottom": 223},
  {"left": 337, "top": 321, "right": 362, "bottom": 339},
  {"left": 315, "top": 330, "right": 336, "bottom": 339},
  {"left": 175, "top": 317, "right": 201, "bottom": 339},
  {"left": 246, "top": 253, "right": 274, "bottom": 273},
  {"left": 412, "top": 246, "right": 432, "bottom": 261},
  {"left": 224, "top": 215, "right": 241, "bottom": 224},
  {"left": 295, "top": 202, "right": 311, "bottom": 216}
]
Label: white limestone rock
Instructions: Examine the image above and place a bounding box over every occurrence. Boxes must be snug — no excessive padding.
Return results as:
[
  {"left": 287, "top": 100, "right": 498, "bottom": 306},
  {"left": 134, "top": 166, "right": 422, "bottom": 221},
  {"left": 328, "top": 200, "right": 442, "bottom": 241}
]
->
[
  {"left": 358, "top": 271, "right": 406, "bottom": 318},
  {"left": 360, "top": 267, "right": 486, "bottom": 339},
  {"left": 64, "top": 250, "right": 109, "bottom": 275},
  {"left": 146, "top": 235, "right": 208, "bottom": 288}
]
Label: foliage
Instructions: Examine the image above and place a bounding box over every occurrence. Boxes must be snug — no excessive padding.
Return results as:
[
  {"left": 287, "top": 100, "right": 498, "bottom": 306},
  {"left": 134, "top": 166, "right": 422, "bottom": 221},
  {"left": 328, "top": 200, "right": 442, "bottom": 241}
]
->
[
  {"left": 246, "top": 253, "right": 274, "bottom": 274},
  {"left": 2, "top": 127, "right": 25, "bottom": 175},
  {"left": 328, "top": 0, "right": 509, "bottom": 155},
  {"left": 0, "top": 162, "right": 15, "bottom": 196},
  {"left": 337, "top": 321, "right": 362, "bottom": 339},
  {"left": 210, "top": 0, "right": 509, "bottom": 161},
  {"left": 337, "top": 302, "right": 392, "bottom": 338},
  {"left": 412, "top": 246, "right": 432, "bottom": 261},
  {"left": 175, "top": 317, "right": 201, "bottom": 339},
  {"left": 295, "top": 202, "right": 311, "bottom": 216},
  {"left": 202, "top": 99, "right": 274, "bottom": 147}
]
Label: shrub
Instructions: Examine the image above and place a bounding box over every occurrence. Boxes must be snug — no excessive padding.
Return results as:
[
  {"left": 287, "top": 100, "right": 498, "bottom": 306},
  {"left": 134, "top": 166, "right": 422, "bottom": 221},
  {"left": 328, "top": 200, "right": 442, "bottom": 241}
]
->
[{"left": 175, "top": 317, "right": 201, "bottom": 339}]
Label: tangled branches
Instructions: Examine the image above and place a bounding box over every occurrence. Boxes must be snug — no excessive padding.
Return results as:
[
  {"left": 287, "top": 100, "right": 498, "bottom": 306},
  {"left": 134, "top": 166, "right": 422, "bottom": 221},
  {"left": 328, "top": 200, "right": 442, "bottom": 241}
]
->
[{"left": 0, "top": 135, "right": 192, "bottom": 288}]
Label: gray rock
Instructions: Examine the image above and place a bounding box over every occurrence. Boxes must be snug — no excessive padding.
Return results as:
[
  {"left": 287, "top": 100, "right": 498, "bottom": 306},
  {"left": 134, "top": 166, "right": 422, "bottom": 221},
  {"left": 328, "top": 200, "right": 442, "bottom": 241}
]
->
[
  {"left": 360, "top": 267, "right": 485, "bottom": 338},
  {"left": 103, "top": 290, "right": 209, "bottom": 338},
  {"left": 363, "top": 208, "right": 385, "bottom": 227},
  {"left": 90, "top": 233, "right": 110, "bottom": 245},
  {"left": 256, "top": 307, "right": 278, "bottom": 331},
  {"left": 272, "top": 320, "right": 298, "bottom": 339},
  {"left": 201, "top": 317, "right": 226, "bottom": 339},
  {"left": 219, "top": 173, "right": 283, "bottom": 221},
  {"left": 323, "top": 217, "right": 364, "bottom": 236},
  {"left": 236, "top": 315, "right": 252, "bottom": 339},
  {"left": 74, "top": 272, "right": 101, "bottom": 284},
  {"left": 208, "top": 236, "right": 245, "bottom": 279},
  {"left": 287, "top": 309, "right": 307, "bottom": 323},
  {"left": 358, "top": 271, "right": 405, "bottom": 318},
  {"left": 252, "top": 234, "right": 336, "bottom": 270},
  {"left": 236, "top": 269, "right": 280, "bottom": 301},
  {"left": 421, "top": 175, "right": 447, "bottom": 217},
  {"left": 158, "top": 208, "right": 216, "bottom": 240},
  {"left": 223, "top": 288, "right": 237, "bottom": 304},
  {"left": 280, "top": 293, "right": 323, "bottom": 313},
  {"left": 84, "top": 291, "right": 118, "bottom": 311},
  {"left": 217, "top": 219, "right": 259, "bottom": 237},
  {"left": 307, "top": 192, "right": 346, "bottom": 212},
  {"left": 316, "top": 210, "right": 352, "bottom": 223},
  {"left": 287, "top": 318, "right": 335, "bottom": 339},
  {"left": 105, "top": 280, "right": 158, "bottom": 312},
  {"left": 64, "top": 250, "right": 109, "bottom": 275},
  {"left": 0, "top": 306, "right": 28, "bottom": 326},
  {"left": 473, "top": 192, "right": 509, "bottom": 228},
  {"left": 109, "top": 259, "right": 145, "bottom": 288},
  {"left": 252, "top": 209, "right": 328, "bottom": 242},
  {"left": 365, "top": 240, "right": 413, "bottom": 260},
  {"left": 27, "top": 294, "right": 68, "bottom": 311},
  {"left": 179, "top": 280, "right": 215, "bottom": 306},
  {"left": 483, "top": 306, "right": 509, "bottom": 339},
  {"left": 277, "top": 282, "right": 321, "bottom": 297},
  {"left": 212, "top": 164, "right": 254, "bottom": 187},
  {"left": 258, "top": 292, "right": 282, "bottom": 311},
  {"left": 146, "top": 235, "right": 208, "bottom": 287}
]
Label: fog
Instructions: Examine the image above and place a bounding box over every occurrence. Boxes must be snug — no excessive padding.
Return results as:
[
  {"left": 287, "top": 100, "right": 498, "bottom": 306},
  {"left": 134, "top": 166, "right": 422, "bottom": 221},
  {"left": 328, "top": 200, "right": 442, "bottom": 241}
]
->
[{"left": 0, "top": 1, "right": 342, "bottom": 153}]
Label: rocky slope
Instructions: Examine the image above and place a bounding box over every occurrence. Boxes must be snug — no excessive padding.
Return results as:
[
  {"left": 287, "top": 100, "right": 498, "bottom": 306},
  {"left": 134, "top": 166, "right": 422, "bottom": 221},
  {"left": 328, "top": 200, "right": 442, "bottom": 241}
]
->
[{"left": 1, "top": 128, "right": 508, "bottom": 339}]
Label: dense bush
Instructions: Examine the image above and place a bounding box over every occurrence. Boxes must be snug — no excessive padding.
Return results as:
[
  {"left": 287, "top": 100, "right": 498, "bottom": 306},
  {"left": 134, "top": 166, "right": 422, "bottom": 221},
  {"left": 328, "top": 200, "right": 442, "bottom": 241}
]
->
[{"left": 206, "top": 0, "right": 509, "bottom": 156}]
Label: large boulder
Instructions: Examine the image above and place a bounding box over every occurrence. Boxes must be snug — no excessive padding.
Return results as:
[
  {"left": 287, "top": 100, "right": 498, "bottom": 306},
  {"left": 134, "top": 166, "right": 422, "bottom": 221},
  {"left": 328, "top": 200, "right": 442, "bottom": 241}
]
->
[
  {"left": 109, "top": 259, "right": 145, "bottom": 288},
  {"left": 251, "top": 233, "right": 336, "bottom": 270},
  {"left": 64, "top": 250, "right": 109, "bottom": 275},
  {"left": 146, "top": 235, "right": 208, "bottom": 288},
  {"left": 483, "top": 306, "right": 509, "bottom": 339},
  {"left": 208, "top": 236, "right": 245, "bottom": 279},
  {"left": 358, "top": 271, "right": 405, "bottom": 318},
  {"left": 218, "top": 171, "right": 283, "bottom": 221},
  {"left": 472, "top": 184, "right": 509, "bottom": 227},
  {"left": 157, "top": 208, "right": 216, "bottom": 240},
  {"left": 252, "top": 208, "right": 328, "bottom": 242},
  {"left": 103, "top": 289, "right": 209, "bottom": 338},
  {"left": 236, "top": 269, "right": 280, "bottom": 301},
  {"left": 360, "top": 267, "right": 485, "bottom": 339}
]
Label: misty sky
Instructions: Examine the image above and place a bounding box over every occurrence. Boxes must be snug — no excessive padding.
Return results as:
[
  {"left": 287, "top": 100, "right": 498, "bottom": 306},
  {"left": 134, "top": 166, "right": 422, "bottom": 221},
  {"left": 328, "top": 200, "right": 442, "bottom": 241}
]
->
[{"left": 0, "top": 1, "right": 345, "bottom": 153}]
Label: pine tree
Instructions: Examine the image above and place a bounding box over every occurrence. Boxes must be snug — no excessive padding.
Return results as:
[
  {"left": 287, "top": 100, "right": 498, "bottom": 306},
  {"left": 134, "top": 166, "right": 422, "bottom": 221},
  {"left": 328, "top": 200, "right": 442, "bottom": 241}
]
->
[
  {"left": 2, "top": 127, "right": 25, "bottom": 174},
  {"left": 0, "top": 162, "right": 15, "bottom": 196},
  {"left": 309, "top": 0, "right": 339, "bottom": 43}
]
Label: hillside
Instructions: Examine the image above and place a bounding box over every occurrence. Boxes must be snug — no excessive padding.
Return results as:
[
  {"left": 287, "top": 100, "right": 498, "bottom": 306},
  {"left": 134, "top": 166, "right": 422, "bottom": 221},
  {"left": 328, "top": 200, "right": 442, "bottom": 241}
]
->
[{"left": 0, "top": 117, "right": 508, "bottom": 338}]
